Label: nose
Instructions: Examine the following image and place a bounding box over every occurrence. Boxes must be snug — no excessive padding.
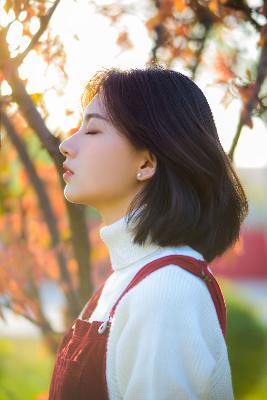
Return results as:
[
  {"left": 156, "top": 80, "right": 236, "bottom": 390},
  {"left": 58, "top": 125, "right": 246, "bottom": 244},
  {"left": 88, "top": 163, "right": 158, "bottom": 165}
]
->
[
  {"left": 59, "top": 139, "right": 74, "bottom": 157},
  {"left": 59, "top": 141, "right": 66, "bottom": 156}
]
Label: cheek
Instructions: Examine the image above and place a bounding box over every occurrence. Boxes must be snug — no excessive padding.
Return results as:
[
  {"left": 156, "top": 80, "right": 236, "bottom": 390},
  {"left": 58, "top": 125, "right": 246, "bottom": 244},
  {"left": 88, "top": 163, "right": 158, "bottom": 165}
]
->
[
  {"left": 63, "top": 138, "right": 139, "bottom": 206},
  {"left": 83, "top": 140, "right": 136, "bottom": 188}
]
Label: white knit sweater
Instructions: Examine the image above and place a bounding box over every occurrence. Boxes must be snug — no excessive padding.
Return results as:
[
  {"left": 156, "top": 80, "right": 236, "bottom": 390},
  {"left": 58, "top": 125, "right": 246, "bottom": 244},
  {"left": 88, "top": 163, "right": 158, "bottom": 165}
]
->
[{"left": 78, "top": 212, "right": 234, "bottom": 400}]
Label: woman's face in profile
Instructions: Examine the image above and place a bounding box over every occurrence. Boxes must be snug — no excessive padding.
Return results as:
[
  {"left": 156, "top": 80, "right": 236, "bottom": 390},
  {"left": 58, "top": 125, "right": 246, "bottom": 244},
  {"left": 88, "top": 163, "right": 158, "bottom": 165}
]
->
[{"left": 59, "top": 92, "right": 146, "bottom": 218}]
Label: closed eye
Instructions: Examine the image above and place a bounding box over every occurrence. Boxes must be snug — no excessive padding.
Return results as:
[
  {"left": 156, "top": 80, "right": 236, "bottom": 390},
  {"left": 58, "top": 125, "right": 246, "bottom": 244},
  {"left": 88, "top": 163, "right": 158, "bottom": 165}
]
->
[{"left": 85, "top": 131, "right": 99, "bottom": 135}]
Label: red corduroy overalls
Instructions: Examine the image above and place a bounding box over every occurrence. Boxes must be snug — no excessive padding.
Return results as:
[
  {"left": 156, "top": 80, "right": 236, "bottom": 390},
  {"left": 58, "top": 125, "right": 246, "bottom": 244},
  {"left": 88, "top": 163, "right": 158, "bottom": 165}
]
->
[{"left": 48, "top": 255, "right": 227, "bottom": 400}]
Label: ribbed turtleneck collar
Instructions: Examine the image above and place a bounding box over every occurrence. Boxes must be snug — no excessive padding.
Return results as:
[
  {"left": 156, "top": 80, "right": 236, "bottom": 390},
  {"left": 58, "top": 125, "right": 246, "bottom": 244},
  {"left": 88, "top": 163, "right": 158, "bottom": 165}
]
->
[
  {"left": 99, "top": 207, "right": 161, "bottom": 271},
  {"left": 99, "top": 207, "right": 205, "bottom": 271}
]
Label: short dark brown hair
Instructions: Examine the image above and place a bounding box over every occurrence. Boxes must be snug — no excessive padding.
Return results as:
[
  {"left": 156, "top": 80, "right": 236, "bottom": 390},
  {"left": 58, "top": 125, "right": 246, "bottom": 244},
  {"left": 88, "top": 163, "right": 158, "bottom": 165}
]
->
[{"left": 81, "top": 65, "right": 248, "bottom": 263}]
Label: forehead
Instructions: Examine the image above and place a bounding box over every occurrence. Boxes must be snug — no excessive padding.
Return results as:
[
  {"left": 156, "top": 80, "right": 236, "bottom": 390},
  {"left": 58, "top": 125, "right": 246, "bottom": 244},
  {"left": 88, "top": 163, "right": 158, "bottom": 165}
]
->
[{"left": 83, "top": 94, "right": 104, "bottom": 117}]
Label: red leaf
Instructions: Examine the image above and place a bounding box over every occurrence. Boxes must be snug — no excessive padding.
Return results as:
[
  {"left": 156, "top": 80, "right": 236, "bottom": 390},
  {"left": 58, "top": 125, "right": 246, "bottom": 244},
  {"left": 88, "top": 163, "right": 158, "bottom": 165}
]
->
[
  {"left": 257, "top": 24, "right": 267, "bottom": 47},
  {"left": 65, "top": 109, "right": 74, "bottom": 116}
]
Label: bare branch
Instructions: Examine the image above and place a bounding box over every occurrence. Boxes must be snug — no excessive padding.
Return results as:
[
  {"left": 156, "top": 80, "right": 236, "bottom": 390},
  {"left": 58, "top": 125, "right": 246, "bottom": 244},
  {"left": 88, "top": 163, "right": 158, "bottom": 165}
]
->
[
  {"left": 222, "top": 0, "right": 262, "bottom": 32},
  {"left": 1, "top": 108, "right": 81, "bottom": 318},
  {"left": 0, "top": 94, "right": 13, "bottom": 104},
  {"left": 3, "top": 302, "right": 55, "bottom": 333},
  {"left": 2, "top": 60, "right": 92, "bottom": 308},
  {"left": 228, "top": 42, "right": 267, "bottom": 161},
  {"left": 14, "top": 0, "right": 61, "bottom": 66},
  {"left": 190, "top": 27, "right": 210, "bottom": 80}
]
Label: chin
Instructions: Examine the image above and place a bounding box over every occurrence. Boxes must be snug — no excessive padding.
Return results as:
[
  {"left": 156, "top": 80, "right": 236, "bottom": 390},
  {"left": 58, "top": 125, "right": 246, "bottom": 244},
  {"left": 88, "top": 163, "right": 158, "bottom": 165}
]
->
[
  {"left": 64, "top": 187, "right": 83, "bottom": 204},
  {"left": 64, "top": 188, "right": 93, "bottom": 206}
]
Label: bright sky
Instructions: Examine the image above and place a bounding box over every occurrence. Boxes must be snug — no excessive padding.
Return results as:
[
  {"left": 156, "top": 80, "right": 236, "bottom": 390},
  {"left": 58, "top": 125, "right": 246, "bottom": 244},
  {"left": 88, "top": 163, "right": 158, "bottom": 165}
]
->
[{"left": 2, "top": 0, "right": 267, "bottom": 168}]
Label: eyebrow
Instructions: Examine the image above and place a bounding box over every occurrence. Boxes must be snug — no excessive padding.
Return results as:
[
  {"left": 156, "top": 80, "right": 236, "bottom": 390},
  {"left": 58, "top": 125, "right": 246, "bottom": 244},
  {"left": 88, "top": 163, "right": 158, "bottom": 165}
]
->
[{"left": 84, "top": 112, "right": 109, "bottom": 123}]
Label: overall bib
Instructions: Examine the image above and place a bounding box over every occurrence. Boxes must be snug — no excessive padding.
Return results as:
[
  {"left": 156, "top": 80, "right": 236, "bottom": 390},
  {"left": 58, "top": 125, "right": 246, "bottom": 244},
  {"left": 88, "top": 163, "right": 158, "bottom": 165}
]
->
[{"left": 48, "top": 254, "right": 227, "bottom": 400}]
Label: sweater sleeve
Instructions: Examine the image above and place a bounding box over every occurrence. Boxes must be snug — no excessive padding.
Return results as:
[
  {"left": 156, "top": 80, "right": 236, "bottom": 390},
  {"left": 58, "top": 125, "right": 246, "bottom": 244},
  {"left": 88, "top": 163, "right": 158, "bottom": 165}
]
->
[{"left": 114, "top": 265, "right": 232, "bottom": 400}]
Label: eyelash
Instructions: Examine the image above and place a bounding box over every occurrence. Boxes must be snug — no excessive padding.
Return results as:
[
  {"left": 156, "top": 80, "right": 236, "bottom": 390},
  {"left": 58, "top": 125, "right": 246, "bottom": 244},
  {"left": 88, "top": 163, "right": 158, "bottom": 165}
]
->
[{"left": 85, "top": 131, "right": 99, "bottom": 135}]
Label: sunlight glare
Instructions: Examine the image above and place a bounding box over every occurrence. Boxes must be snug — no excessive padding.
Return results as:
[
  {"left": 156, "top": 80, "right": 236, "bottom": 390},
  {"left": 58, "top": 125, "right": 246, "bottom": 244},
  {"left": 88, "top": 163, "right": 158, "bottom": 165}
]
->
[
  {"left": 1, "top": 80, "right": 12, "bottom": 95},
  {"left": 29, "top": 16, "right": 40, "bottom": 35},
  {"left": 18, "top": 10, "right": 27, "bottom": 22},
  {"left": 18, "top": 51, "right": 48, "bottom": 93},
  {"left": 18, "top": 35, "right": 31, "bottom": 54},
  {"left": 0, "top": 6, "right": 9, "bottom": 27},
  {"left": 6, "top": 20, "right": 23, "bottom": 51},
  {"left": 234, "top": 119, "right": 267, "bottom": 168},
  {"left": 6, "top": 8, "right": 15, "bottom": 23}
]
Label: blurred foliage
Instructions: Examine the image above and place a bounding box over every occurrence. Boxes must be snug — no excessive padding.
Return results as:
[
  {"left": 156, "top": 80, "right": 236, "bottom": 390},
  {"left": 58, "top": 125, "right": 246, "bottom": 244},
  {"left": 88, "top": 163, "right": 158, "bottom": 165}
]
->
[
  {"left": 220, "top": 278, "right": 267, "bottom": 399},
  {"left": 0, "top": 337, "right": 53, "bottom": 400}
]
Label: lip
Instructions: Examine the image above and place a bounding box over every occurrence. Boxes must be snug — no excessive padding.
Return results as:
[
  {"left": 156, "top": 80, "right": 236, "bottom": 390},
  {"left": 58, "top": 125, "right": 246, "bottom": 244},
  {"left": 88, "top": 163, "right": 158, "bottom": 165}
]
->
[
  {"left": 63, "top": 162, "right": 74, "bottom": 174},
  {"left": 63, "top": 171, "right": 74, "bottom": 180}
]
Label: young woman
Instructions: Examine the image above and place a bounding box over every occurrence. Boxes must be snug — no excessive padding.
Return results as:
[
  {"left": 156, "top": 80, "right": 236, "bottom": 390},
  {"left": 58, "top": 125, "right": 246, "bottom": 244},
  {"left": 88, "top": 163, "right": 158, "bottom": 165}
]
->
[{"left": 49, "top": 65, "right": 248, "bottom": 399}]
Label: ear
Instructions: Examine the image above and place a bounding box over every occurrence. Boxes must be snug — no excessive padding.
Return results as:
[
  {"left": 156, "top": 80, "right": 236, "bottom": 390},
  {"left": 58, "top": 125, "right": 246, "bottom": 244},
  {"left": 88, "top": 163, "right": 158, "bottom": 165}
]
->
[{"left": 137, "top": 150, "right": 157, "bottom": 181}]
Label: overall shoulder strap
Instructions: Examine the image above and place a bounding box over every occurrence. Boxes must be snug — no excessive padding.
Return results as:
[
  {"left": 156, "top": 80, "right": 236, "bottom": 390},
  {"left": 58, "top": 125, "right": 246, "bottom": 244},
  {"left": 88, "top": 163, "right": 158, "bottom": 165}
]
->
[
  {"left": 109, "top": 255, "right": 227, "bottom": 338},
  {"left": 81, "top": 282, "right": 106, "bottom": 320}
]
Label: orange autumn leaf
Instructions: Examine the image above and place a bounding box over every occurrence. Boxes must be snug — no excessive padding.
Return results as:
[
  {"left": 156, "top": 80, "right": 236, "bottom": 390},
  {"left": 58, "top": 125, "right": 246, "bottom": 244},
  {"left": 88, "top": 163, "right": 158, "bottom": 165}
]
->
[
  {"left": 257, "top": 24, "right": 267, "bottom": 47},
  {"left": 214, "top": 53, "right": 236, "bottom": 82},
  {"left": 170, "top": 46, "right": 182, "bottom": 58},
  {"left": 22, "top": 26, "right": 32, "bottom": 37},
  {"left": 26, "top": 6, "right": 37, "bottom": 18},
  {"left": 12, "top": 302, "right": 25, "bottom": 314},
  {"left": 66, "top": 125, "right": 79, "bottom": 137},
  {"left": 46, "top": 262, "right": 60, "bottom": 280},
  {"left": 145, "top": 13, "right": 162, "bottom": 31},
  {"left": 9, "top": 279, "right": 19, "bottom": 291},
  {"left": 65, "top": 109, "right": 74, "bottom": 116},
  {"left": 0, "top": 70, "right": 5, "bottom": 83},
  {"left": 146, "top": 0, "right": 173, "bottom": 31},
  {"left": 208, "top": 0, "right": 221, "bottom": 15},
  {"left": 174, "top": 25, "right": 188, "bottom": 36},
  {"left": 116, "top": 31, "right": 133, "bottom": 50},
  {"left": 68, "top": 258, "right": 78, "bottom": 274},
  {"left": 174, "top": 0, "right": 187, "bottom": 12},
  {"left": 159, "top": 0, "right": 173, "bottom": 18},
  {"left": 236, "top": 82, "right": 256, "bottom": 104}
]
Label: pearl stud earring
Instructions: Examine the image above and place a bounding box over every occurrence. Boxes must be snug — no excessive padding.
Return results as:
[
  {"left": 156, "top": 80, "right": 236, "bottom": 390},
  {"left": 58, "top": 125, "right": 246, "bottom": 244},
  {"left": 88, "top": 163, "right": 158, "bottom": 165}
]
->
[{"left": 137, "top": 172, "right": 142, "bottom": 179}]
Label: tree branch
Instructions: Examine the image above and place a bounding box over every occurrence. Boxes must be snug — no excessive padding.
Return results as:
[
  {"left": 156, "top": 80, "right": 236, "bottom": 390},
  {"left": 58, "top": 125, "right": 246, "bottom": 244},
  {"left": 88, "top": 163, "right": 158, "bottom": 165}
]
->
[
  {"left": 14, "top": 0, "right": 61, "bottom": 66},
  {"left": 2, "top": 27, "right": 92, "bottom": 312},
  {"left": 190, "top": 27, "right": 210, "bottom": 80},
  {"left": 147, "top": 0, "right": 166, "bottom": 66},
  {"left": 228, "top": 42, "right": 267, "bottom": 161},
  {"left": 222, "top": 0, "right": 262, "bottom": 32},
  {"left": 1, "top": 108, "right": 81, "bottom": 319},
  {"left": 3, "top": 302, "right": 54, "bottom": 333},
  {"left": 3, "top": 302, "right": 62, "bottom": 354},
  {"left": 0, "top": 94, "right": 13, "bottom": 104},
  {"left": 0, "top": 0, "right": 96, "bottom": 333}
]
